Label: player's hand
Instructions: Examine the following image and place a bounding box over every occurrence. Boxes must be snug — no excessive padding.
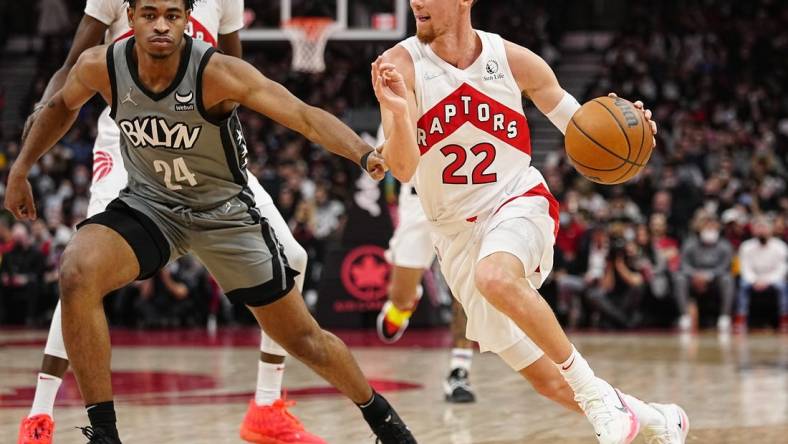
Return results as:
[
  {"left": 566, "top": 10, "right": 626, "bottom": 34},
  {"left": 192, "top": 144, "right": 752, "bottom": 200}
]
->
[
  {"left": 608, "top": 93, "right": 657, "bottom": 148},
  {"left": 372, "top": 57, "right": 408, "bottom": 115},
  {"left": 4, "top": 172, "right": 37, "bottom": 221},
  {"left": 365, "top": 150, "right": 389, "bottom": 181}
]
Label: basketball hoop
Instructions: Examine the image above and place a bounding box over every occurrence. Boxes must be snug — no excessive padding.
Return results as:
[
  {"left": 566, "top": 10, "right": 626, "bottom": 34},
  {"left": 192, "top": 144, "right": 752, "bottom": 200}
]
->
[{"left": 283, "top": 17, "right": 340, "bottom": 73}]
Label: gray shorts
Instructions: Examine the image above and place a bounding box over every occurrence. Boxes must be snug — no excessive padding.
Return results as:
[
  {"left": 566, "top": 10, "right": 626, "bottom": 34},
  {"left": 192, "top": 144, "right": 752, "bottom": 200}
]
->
[{"left": 78, "top": 192, "right": 296, "bottom": 306}]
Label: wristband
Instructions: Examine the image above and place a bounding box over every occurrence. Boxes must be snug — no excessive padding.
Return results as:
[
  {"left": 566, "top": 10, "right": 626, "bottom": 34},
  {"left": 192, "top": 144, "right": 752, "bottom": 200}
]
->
[{"left": 360, "top": 150, "right": 374, "bottom": 171}]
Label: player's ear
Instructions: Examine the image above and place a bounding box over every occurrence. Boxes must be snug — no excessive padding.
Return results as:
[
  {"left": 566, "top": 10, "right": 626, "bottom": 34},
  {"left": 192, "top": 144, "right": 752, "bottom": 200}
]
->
[{"left": 126, "top": 5, "right": 134, "bottom": 28}]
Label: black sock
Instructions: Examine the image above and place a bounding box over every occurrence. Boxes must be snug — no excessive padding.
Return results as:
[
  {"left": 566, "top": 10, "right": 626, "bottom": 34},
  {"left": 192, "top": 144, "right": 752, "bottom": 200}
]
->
[
  {"left": 86, "top": 401, "right": 119, "bottom": 439},
  {"left": 356, "top": 391, "right": 392, "bottom": 427}
]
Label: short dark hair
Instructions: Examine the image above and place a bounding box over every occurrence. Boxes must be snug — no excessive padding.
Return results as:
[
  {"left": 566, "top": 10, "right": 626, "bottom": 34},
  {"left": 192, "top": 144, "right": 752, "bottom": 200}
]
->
[{"left": 127, "top": 0, "right": 197, "bottom": 11}]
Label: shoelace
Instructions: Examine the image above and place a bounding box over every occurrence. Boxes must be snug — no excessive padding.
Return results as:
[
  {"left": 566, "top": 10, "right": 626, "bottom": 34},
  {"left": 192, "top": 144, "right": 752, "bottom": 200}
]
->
[
  {"left": 446, "top": 375, "right": 472, "bottom": 393},
  {"left": 76, "top": 426, "right": 114, "bottom": 443},
  {"left": 645, "top": 430, "right": 672, "bottom": 444},
  {"left": 256, "top": 398, "right": 306, "bottom": 432},
  {"left": 24, "top": 416, "right": 52, "bottom": 439},
  {"left": 575, "top": 386, "right": 616, "bottom": 433}
]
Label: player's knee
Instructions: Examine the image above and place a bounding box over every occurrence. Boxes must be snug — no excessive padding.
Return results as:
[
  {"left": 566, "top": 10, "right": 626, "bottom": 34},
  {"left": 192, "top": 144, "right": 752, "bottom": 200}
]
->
[
  {"left": 474, "top": 261, "right": 518, "bottom": 304},
  {"left": 59, "top": 249, "right": 91, "bottom": 300}
]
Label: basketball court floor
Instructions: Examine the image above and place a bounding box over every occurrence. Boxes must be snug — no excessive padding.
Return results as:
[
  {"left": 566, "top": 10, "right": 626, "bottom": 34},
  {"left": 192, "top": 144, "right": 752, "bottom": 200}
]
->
[{"left": 1, "top": 328, "right": 786, "bottom": 443}]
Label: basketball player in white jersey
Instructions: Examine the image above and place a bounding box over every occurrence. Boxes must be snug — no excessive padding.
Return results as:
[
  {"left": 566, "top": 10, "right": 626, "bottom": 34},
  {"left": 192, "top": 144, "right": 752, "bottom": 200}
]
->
[
  {"left": 17, "top": 1, "right": 323, "bottom": 443},
  {"left": 374, "top": 124, "right": 476, "bottom": 403},
  {"left": 372, "top": 1, "right": 689, "bottom": 443}
]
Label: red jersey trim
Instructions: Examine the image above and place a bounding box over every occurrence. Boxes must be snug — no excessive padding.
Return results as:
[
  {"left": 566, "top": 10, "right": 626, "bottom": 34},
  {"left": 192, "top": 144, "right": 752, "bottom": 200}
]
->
[{"left": 493, "top": 183, "right": 560, "bottom": 238}]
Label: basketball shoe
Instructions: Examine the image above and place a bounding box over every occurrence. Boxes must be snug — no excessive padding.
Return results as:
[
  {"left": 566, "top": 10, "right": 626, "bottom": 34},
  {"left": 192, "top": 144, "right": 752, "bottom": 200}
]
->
[
  {"left": 443, "top": 368, "right": 476, "bottom": 403},
  {"left": 641, "top": 403, "right": 689, "bottom": 444},
  {"left": 17, "top": 414, "right": 54, "bottom": 444},
  {"left": 77, "top": 426, "right": 120, "bottom": 444},
  {"left": 240, "top": 398, "right": 326, "bottom": 444},
  {"left": 574, "top": 379, "right": 639, "bottom": 444},
  {"left": 369, "top": 408, "right": 417, "bottom": 444},
  {"left": 376, "top": 301, "right": 415, "bottom": 344}
]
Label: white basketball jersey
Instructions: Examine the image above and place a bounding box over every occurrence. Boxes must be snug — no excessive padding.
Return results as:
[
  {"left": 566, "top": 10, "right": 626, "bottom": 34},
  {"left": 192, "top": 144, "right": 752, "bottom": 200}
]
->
[
  {"left": 84, "top": 0, "right": 243, "bottom": 45},
  {"left": 400, "top": 31, "right": 540, "bottom": 224}
]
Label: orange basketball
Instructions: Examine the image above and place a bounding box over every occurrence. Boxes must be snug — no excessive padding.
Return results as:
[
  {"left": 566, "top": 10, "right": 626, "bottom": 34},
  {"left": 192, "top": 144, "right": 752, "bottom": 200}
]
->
[{"left": 565, "top": 96, "right": 653, "bottom": 185}]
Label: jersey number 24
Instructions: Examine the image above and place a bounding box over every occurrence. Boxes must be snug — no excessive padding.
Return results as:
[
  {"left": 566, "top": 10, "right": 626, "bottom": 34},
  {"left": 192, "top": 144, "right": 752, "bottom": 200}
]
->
[{"left": 154, "top": 157, "right": 197, "bottom": 190}]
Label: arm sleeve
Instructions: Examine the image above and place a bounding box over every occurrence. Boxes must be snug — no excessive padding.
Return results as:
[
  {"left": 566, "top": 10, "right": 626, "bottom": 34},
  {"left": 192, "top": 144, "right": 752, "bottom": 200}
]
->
[
  {"left": 219, "top": 0, "right": 245, "bottom": 34},
  {"left": 84, "top": 0, "right": 116, "bottom": 26}
]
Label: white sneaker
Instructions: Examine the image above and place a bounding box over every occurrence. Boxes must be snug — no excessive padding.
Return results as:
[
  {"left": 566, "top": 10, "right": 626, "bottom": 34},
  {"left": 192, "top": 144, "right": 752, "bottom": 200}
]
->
[
  {"left": 642, "top": 403, "right": 689, "bottom": 444},
  {"left": 717, "top": 315, "right": 731, "bottom": 333},
  {"left": 574, "top": 378, "right": 640, "bottom": 444},
  {"left": 677, "top": 314, "right": 691, "bottom": 332}
]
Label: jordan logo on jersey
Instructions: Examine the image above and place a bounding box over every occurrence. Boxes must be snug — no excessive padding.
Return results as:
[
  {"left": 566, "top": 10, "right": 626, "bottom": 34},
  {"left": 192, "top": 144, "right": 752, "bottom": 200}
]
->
[
  {"left": 119, "top": 117, "right": 202, "bottom": 150},
  {"left": 416, "top": 83, "right": 530, "bottom": 155}
]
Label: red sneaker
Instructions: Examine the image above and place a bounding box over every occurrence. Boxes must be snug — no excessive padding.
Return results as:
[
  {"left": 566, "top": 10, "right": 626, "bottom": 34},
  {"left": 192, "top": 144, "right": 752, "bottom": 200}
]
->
[
  {"left": 376, "top": 301, "right": 415, "bottom": 344},
  {"left": 240, "top": 399, "right": 325, "bottom": 444},
  {"left": 18, "top": 414, "right": 54, "bottom": 444}
]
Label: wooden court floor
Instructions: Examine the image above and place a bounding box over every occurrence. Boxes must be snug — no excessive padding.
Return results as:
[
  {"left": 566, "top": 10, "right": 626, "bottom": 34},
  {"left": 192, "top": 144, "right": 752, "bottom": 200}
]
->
[{"left": 1, "top": 329, "right": 787, "bottom": 443}]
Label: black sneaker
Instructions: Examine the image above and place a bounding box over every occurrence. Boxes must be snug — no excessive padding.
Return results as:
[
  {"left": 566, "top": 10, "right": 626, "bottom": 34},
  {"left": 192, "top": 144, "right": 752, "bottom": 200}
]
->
[
  {"left": 443, "top": 368, "right": 476, "bottom": 403},
  {"left": 77, "top": 426, "right": 121, "bottom": 443},
  {"left": 371, "top": 409, "right": 417, "bottom": 444}
]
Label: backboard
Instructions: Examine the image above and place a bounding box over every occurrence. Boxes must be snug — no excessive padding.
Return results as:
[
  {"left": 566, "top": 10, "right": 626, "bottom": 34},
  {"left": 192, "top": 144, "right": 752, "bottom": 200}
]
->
[{"left": 241, "top": 0, "right": 409, "bottom": 41}]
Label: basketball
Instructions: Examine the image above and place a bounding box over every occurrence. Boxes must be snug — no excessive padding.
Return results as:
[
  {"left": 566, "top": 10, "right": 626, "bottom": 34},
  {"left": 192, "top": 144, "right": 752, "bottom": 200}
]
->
[{"left": 565, "top": 96, "right": 653, "bottom": 185}]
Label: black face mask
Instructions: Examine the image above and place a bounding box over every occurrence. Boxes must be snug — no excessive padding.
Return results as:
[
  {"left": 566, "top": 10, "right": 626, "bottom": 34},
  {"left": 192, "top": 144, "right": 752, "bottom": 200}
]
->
[{"left": 758, "top": 236, "right": 769, "bottom": 244}]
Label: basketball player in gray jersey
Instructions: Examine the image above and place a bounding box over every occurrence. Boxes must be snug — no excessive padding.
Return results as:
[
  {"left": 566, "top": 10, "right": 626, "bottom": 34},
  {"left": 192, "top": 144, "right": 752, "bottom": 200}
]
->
[{"left": 5, "top": 0, "right": 416, "bottom": 442}]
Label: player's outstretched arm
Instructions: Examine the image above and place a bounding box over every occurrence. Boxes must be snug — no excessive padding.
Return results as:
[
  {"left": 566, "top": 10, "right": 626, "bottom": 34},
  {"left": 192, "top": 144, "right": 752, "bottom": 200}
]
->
[
  {"left": 505, "top": 40, "right": 657, "bottom": 144},
  {"left": 372, "top": 47, "right": 420, "bottom": 182},
  {"left": 22, "top": 14, "right": 108, "bottom": 143},
  {"left": 204, "top": 54, "right": 386, "bottom": 179},
  {"left": 5, "top": 46, "right": 110, "bottom": 220}
]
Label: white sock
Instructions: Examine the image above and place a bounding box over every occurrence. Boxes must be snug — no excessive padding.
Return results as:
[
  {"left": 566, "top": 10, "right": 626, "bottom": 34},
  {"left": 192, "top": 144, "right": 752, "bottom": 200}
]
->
[
  {"left": 29, "top": 373, "right": 62, "bottom": 417},
  {"left": 621, "top": 393, "right": 666, "bottom": 429},
  {"left": 450, "top": 348, "right": 473, "bottom": 372},
  {"left": 557, "top": 346, "right": 595, "bottom": 393},
  {"left": 255, "top": 361, "right": 284, "bottom": 406}
]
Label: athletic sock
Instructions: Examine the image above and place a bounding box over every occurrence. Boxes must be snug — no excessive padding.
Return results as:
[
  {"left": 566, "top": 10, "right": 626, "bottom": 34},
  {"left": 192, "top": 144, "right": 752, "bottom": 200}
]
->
[
  {"left": 86, "top": 401, "right": 119, "bottom": 439},
  {"left": 449, "top": 348, "right": 473, "bottom": 373},
  {"left": 255, "top": 361, "right": 285, "bottom": 406},
  {"left": 357, "top": 391, "right": 392, "bottom": 427},
  {"left": 29, "top": 373, "right": 62, "bottom": 417},
  {"left": 620, "top": 393, "right": 666, "bottom": 428},
  {"left": 557, "top": 346, "right": 596, "bottom": 393}
]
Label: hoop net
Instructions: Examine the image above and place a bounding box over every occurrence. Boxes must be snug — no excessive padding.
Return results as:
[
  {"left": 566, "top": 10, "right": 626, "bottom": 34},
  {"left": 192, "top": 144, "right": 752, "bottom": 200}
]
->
[{"left": 283, "top": 17, "right": 340, "bottom": 73}]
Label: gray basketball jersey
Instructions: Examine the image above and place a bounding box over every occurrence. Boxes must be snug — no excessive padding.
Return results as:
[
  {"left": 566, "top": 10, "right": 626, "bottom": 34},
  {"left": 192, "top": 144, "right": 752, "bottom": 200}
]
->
[{"left": 108, "top": 35, "right": 250, "bottom": 210}]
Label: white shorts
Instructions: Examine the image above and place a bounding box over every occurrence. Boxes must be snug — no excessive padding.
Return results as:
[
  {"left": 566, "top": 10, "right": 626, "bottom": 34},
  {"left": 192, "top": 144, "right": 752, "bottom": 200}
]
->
[
  {"left": 87, "top": 108, "right": 274, "bottom": 216},
  {"left": 432, "top": 178, "right": 558, "bottom": 369},
  {"left": 87, "top": 108, "right": 127, "bottom": 217},
  {"left": 385, "top": 186, "right": 435, "bottom": 269}
]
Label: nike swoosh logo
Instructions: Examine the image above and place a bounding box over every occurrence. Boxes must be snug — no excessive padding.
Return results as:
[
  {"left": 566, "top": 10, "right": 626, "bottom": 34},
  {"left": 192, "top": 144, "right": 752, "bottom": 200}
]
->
[
  {"left": 384, "top": 414, "right": 392, "bottom": 422},
  {"left": 424, "top": 72, "right": 444, "bottom": 80},
  {"left": 614, "top": 390, "right": 629, "bottom": 414},
  {"left": 561, "top": 356, "right": 575, "bottom": 371}
]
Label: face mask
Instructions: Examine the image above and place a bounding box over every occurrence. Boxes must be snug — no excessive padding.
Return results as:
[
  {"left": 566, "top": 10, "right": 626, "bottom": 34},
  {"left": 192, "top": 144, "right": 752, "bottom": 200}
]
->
[{"left": 700, "top": 229, "right": 719, "bottom": 244}]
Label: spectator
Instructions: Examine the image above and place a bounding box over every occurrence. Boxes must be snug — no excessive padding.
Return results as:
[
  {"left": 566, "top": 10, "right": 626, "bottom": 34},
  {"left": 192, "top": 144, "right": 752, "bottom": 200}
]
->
[
  {"left": 734, "top": 216, "right": 788, "bottom": 333},
  {"left": 0, "top": 223, "right": 46, "bottom": 325},
  {"left": 677, "top": 216, "right": 735, "bottom": 332}
]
